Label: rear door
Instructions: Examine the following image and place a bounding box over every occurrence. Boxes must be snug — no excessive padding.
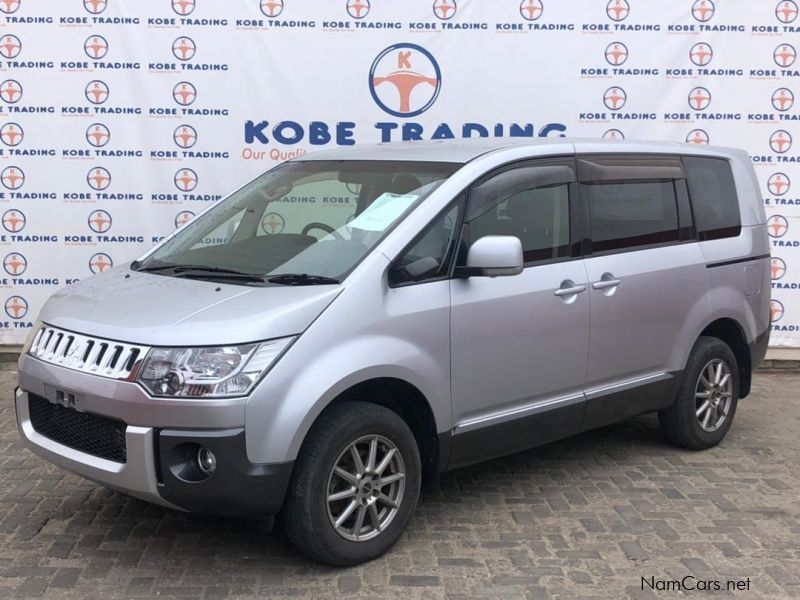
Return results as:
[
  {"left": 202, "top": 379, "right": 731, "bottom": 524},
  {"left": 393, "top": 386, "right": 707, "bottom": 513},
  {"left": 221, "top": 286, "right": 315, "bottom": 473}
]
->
[{"left": 578, "top": 154, "right": 709, "bottom": 428}]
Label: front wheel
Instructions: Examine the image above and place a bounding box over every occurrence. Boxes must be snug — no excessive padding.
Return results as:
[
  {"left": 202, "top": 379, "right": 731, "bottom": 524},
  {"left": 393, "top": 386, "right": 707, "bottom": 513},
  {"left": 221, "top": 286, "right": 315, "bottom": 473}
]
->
[
  {"left": 283, "top": 401, "right": 421, "bottom": 566},
  {"left": 658, "top": 336, "right": 739, "bottom": 450}
]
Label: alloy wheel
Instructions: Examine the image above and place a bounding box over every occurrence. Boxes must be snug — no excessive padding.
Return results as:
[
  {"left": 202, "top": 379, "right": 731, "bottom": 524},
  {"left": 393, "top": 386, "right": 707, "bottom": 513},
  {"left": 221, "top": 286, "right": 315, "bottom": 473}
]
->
[
  {"left": 326, "top": 434, "right": 406, "bottom": 542},
  {"left": 695, "top": 358, "right": 733, "bottom": 432}
]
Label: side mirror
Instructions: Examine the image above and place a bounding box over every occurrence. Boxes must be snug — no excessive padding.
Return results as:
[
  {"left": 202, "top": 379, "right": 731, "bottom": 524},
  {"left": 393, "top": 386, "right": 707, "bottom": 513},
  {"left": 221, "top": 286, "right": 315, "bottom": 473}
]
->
[{"left": 456, "top": 235, "right": 523, "bottom": 278}]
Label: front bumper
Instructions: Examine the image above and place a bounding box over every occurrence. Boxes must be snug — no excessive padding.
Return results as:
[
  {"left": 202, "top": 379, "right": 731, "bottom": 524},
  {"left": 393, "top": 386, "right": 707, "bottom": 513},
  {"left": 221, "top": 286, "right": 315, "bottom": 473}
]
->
[
  {"left": 15, "top": 355, "right": 294, "bottom": 517},
  {"left": 16, "top": 386, "right": 174, "bottom": 509}
]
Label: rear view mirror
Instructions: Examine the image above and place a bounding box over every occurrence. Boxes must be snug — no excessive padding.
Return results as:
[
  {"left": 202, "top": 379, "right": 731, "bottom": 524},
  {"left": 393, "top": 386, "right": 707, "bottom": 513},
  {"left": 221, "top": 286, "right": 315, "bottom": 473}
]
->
[{"left": 456, "top": 236, "right": 523, "bottom": 278}]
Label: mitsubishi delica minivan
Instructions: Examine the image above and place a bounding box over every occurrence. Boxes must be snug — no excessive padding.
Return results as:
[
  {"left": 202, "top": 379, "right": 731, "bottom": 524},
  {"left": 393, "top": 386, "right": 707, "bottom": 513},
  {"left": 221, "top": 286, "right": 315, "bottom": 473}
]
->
[{"left": 15, "top": 139, "right": 769, "bottom": 566}]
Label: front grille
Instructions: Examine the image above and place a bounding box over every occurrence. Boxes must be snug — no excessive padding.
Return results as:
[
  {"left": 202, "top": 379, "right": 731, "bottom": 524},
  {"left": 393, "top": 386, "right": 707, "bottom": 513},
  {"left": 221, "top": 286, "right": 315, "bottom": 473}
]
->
[
  {"left": 28, "top": 324, "right": 149, "bottom": 380},
  {"left": 28, "top": 394, "right": 127, "bottom": 463}
]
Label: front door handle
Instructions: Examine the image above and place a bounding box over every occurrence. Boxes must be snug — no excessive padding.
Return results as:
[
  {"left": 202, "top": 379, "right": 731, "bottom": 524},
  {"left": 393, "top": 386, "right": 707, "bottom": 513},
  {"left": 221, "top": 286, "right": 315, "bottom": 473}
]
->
[
  {"left": 592, "top": 272, "right": 622, "bottom": 290},
  {"left": 554, "top": 280, "right": 587, "bottom": 297}
]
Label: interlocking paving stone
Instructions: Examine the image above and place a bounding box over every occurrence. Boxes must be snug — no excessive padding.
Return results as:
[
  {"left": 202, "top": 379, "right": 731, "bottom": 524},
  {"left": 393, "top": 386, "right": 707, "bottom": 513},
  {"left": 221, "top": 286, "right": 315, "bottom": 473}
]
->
[{"left": 1, "top": 367, "right": 799, "bottom": 598}]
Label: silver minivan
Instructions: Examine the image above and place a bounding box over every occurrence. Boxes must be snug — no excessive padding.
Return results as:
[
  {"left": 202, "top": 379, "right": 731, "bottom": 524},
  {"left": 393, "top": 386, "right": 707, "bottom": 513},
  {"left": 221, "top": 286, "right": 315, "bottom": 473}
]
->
[{"left": 15, "top": 139, "right": 770, "bottom": 566}]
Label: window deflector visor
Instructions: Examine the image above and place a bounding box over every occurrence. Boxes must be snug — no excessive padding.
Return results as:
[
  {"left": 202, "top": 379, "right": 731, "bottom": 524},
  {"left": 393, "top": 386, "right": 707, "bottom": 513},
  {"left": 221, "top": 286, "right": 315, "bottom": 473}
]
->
[
  {"left": 469, "top": 165, "right": 575, "bottom": 218},
  {"left": 578, "top": 157, "right": 684, "bottom": 183}
]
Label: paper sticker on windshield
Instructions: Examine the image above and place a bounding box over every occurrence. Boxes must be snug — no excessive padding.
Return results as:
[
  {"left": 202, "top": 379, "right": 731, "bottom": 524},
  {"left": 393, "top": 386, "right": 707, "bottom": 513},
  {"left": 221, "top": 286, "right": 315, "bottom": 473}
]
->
[{"left": 347, "top": 193, "right": 417, "bottom": 231}]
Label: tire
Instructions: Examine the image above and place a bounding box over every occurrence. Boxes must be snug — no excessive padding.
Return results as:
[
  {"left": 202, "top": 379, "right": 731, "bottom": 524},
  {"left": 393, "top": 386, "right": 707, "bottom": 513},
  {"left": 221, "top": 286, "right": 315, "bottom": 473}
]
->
[
  {"left": 283, "top": 401, "right": 421, "bottom": 566},
  {"left": 658, "top": 336, "right": 740, "bottom": 450}
]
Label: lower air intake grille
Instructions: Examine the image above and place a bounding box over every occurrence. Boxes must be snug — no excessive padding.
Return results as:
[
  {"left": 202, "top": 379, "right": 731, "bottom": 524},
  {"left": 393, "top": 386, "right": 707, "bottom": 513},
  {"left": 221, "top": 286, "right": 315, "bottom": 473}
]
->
[{"left": 28, "top": 393, "right": 127, "bottom": 463}]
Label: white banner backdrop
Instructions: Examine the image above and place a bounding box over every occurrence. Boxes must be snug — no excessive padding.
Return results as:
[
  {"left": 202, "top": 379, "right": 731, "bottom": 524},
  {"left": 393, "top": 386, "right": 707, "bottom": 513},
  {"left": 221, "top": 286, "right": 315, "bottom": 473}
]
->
[{"left": 0, "top": 0, "right": 798, "bottom": 346}]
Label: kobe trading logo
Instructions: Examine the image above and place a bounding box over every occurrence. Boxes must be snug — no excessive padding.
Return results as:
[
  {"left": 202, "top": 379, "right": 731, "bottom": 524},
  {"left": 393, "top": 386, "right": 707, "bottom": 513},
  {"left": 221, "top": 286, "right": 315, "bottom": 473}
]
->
[
  {"left": 174, "top": 168, "right": 198, "bottom": 192},
  {"left": 88, "top": 209, "right": 112, "bottom": 233},
  {"left": 175, "top": 210, "right": 195, "bottom": 228},
  {"left": 434, "top": 0, "right": 456, "bottom": 20},
  {"left": 260, "top": 0, "right": 284, "bottom": 17},
  {"left": 347, "top": 0, "right": 370, "bottom": 19},
  {"left": 5, "top": 295, "right": 27, "bottom": 319},
  {"left": 768, "top": 214, "right": 789, "bottom": 238},
  {"left": 519, "top": 0, "right": 543, "bottom": 21},
  {"left": 770, "top": 299, "right": 785, "bottom": 323},
  {"left": 768, "top": 172, "right": 791, "bottom": 196},
  {"left": 692, "top": 0, "right": 715, "bottom": 22},
  {"left": 87, "top": 167, "right": 111, "bottom": 191},
  {"left": 1, "top": 166, "right": 24, "bottom": 190},
  {"left": 0, "top": 0, "right": 21, "bottom": 15},
  {"left": 369, "top": 43, "right": 442, "bottom": 118},
  {"left": 89, "top": 252, "right": 113, "bottom": 274},
  {"left": 0, "top": 34, "right": 21, "bottom": 60},
  {"left": 606, "top": 0, "right": 629, "bottom": 21},
  {"left": 3, "top": 252, "right": 26, "bottom": 276},
  {"left": 2, "top": 209, "right": 26, "bottom": 233},
  {"left": 0, "top": 122, "right": 23, "bottom": 146}
]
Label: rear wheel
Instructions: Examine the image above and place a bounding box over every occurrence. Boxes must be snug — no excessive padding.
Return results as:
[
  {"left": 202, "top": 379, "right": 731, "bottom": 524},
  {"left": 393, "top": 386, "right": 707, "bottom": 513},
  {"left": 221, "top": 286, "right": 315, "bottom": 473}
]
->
[
  {"left": 283, "top": 401, "right": 421, "bottom": 566},
  {"left": 658, "top": 336, "right": 739, "bottom": 450}
]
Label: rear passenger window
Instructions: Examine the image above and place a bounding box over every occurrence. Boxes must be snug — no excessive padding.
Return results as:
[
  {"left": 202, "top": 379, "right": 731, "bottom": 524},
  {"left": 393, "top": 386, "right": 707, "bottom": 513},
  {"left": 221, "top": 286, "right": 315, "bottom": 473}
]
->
[
  {"left": 585, "top": 181, "right": 679, "bottom": 252},
  {"left": 683, "top": 157, "right": 741, "bottom": 241}
]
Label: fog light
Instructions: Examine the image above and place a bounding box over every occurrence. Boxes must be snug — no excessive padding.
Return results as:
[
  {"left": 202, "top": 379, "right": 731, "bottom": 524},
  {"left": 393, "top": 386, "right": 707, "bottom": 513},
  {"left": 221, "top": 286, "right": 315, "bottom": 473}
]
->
[{"left": 197, "top": 447, "right": 216, "bottom": 475}]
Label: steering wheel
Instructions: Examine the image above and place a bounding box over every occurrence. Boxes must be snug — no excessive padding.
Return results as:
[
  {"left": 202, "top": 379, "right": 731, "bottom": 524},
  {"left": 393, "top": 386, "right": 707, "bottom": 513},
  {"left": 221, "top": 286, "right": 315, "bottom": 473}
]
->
[{"left": 302, "top": 222, "right": 344, "bottom": 240}]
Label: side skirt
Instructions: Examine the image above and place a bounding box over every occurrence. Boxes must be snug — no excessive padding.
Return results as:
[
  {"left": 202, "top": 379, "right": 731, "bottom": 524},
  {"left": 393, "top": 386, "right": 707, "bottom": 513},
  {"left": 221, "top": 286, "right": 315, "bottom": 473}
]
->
[
  {"left": 581, "top": 371, "right": 681, "bottom": 432},
  {"left": 443, "top": 371, "right": 682, "bottom": 472}
]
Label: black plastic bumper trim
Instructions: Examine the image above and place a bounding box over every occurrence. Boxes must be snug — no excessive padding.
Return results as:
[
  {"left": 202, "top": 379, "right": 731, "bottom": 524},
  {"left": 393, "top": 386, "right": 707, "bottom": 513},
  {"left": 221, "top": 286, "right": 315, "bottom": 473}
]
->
[
  {"left": 156, "top": 428, "right": 293, "bottom": 517},
  {"left": 749, "top": 326, "right": 770, "bottom": 370}
]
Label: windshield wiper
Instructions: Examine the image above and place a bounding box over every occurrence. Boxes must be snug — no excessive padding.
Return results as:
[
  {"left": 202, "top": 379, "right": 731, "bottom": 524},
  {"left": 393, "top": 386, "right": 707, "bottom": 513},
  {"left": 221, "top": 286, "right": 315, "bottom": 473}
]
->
[
  {"left": 267, "top": 273, "right": 340, "bottom": 286},
  {"left": 138, "top": 263, "right": 266, "bottom": 282}
]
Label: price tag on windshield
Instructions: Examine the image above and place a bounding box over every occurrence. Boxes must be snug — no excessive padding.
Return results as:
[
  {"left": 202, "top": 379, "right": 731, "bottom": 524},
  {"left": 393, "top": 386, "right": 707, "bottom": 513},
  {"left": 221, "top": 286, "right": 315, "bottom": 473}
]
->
[{"left": 347, "top": 193, "right": 418, "bottom": 232}]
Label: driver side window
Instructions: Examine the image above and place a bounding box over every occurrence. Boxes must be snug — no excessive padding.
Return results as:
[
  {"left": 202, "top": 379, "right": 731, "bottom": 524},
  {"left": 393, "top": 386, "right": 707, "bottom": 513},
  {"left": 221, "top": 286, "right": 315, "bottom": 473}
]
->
[{"left": 390, "top": 202, "right": 462, "bottom": 286}]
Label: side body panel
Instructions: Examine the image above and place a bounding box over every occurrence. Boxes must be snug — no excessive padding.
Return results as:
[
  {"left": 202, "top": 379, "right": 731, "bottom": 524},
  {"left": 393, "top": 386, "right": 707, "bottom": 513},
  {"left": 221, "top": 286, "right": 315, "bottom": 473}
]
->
[
  {"left": 448, "top": 260, "right": 590, "bottom": 467},
  {"left": 244, "top": 252, "right": 454, "bottom": 464},
  {"left": 698, "top": 150, "right": 770, "bottom": 349}
]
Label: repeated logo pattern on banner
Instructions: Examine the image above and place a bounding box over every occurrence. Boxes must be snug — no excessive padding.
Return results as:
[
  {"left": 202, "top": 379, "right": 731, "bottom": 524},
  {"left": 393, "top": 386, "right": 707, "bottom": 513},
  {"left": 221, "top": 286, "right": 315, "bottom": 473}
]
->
[{"left": 0, "top": 0, "right": 799, "bottom": 346}]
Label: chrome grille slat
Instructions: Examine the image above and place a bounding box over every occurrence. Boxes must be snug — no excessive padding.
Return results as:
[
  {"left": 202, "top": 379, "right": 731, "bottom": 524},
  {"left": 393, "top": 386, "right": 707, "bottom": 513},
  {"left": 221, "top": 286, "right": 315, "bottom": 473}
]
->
[{"left": 27, "top": 324, "right": 150, "bottom": 381}]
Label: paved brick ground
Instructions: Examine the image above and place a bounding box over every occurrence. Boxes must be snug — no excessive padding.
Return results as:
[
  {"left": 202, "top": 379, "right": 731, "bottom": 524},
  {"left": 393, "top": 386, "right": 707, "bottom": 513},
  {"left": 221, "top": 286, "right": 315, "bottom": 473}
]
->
[{"left": 1, "top": 366, "right": 799, "bottom": 599}]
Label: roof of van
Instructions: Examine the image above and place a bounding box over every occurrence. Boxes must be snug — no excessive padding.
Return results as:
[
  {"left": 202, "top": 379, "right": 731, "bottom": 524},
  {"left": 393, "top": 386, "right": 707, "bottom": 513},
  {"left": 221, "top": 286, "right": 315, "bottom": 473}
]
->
[{"left": 296, "top": 138, "right": 741, "bottom": 164}]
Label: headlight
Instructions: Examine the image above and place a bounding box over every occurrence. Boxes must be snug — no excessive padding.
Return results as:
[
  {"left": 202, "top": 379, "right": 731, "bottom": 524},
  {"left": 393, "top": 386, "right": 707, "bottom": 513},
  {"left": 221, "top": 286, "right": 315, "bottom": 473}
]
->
[{"left": 136, "top": 337, "right": 294, "bottom": 398}]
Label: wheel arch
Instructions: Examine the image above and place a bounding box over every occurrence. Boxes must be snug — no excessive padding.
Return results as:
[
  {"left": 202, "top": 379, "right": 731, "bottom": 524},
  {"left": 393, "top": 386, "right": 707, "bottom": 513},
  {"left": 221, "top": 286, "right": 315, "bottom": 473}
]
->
[
  {"left": 698, "top": 317, "right": 752, "bottom": 398},
  {"left": 299, "top": 377, "right": 445, "bottom": 491}
]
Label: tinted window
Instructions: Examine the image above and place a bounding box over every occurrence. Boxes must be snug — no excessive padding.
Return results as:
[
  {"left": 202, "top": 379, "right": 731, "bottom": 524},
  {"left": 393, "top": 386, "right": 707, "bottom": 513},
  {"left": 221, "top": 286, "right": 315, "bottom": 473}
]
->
[
  {"left": 683, "top": 157, "right": 741, "bottom": 240},
  {"left": 463, "top": 179, "right": 571, "bottom": 264},
  {"left": 586, "top": 180, "right": 679, "bottom": 252},
  {"left": 391, "top": 203, "right": 461, "bottom": 285}
]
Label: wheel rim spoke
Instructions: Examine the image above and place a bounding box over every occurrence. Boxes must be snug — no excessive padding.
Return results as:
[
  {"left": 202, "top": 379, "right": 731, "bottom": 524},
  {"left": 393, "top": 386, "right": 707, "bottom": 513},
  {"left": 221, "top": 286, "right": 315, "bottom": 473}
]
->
[
  {"left": 333, "top": 466, "right": 358, "bottom": 485},
  {"left": 377, "top": 492, "right": 398, "bottom": 509},
  {"left": 379, "top": 472, "right": 405, "bottom": 487},
  {"left": 366, "top": 437, "right": 378, "bottom": 472},
  {"left": 375, "top": 448, "right": 395, "bottom": 475},
  {"left": 335, "top": 499, "right": 358, "bottom": 528},
  {"left": 367, "top": 502, "right": 381, "bottom": 532},
  {"left": 328, "top": 487, "right": 356, "bottom": 503},
  {"left": 696, "top": 400, "right": 711, "bottom": 418},
  {"left": 352, "top": 504, "right": 366, "bottom": 540},
  {"left": 350, "top": 445, "right": 365, "bottom": 477}
]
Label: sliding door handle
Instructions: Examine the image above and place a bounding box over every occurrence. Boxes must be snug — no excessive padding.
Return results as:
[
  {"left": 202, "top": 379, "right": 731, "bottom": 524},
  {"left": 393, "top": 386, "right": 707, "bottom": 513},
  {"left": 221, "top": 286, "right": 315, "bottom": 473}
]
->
[{"left": 592, "top": 272, "right": 621, "bottom": 291}]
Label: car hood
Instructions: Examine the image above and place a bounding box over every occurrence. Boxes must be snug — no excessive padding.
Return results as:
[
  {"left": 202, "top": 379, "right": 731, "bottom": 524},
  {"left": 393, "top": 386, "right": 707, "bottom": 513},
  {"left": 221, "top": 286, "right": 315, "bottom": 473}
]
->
[{"left": 38, "top": 265, "right": 343, "bottom": 346}]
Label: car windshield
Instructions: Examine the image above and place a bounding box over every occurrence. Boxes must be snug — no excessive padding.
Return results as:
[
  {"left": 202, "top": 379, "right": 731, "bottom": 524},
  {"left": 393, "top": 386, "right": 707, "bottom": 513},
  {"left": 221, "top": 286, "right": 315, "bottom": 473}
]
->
[{"left": 135, "top": 160, "right": 461, "bottom": 284}]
